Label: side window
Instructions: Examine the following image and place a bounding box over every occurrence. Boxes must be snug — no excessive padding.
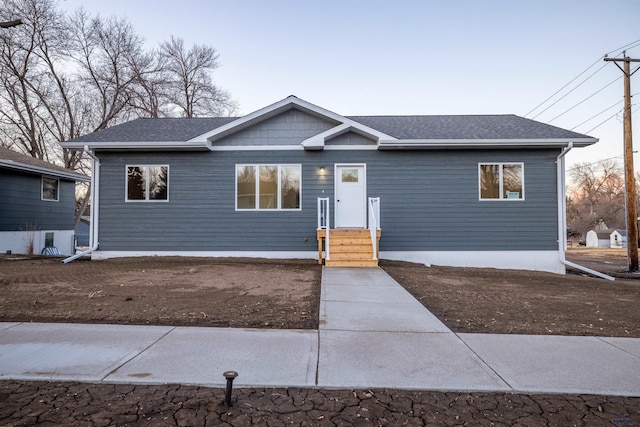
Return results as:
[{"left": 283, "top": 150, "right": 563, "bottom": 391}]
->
[
  {"left": 236, "top": 164, "right": 301, "bottom": 210},
  {"left": 479, "top": 163, "right": 524, "bottom": 200},
  {"left": 42, "top": 177, "right": 59, "bottom": 201},
  {"left": 126, "top": 165, "right": 169, "bottom": 201}
]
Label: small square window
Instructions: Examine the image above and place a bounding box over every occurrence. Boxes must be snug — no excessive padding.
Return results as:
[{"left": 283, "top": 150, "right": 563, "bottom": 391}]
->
[
  {"left": 42, "top": 177, "right": 59, "bottom": 201},
  {"left": 126, "top": 165, "right": 169, "bottom": 202},
  {"left": 479, "top": 163, "right": 524, "bottom": 200}
]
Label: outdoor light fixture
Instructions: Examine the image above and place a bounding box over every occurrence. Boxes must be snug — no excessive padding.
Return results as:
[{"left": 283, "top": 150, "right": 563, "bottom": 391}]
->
[{"left": 319, "top": 167, "right": 325, "bottom": 175}]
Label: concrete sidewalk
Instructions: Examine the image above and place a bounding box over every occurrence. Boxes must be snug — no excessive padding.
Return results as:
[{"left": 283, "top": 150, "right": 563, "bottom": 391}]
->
[{"left": 1, "top": 267, "right": 639, "bottom": 396}]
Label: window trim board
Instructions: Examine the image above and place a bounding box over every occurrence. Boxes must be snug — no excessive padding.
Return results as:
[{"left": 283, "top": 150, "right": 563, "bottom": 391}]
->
[
  {"left": 478, "top": 162, "right": 525, "bottom": 201},
  {"left": 125, "top": 164, "right": 170, "bottom": 202},
  {"left": 235, "top": 164, "right": 302, "bottom": 211}
]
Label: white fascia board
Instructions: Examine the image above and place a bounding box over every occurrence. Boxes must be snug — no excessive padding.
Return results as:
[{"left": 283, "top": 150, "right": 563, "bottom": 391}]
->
[
  {"left": 196, "top": 96, "right": 397, "bottom": 148},
  {"left": 378, "top": 137, "right": 598, "bottom": 150},
  {"left": 209, "top": 144, "right": 377, "bottom": 152},
  {"left": 301, "top": 123, "right": 385, "bottom": 151},
  {"left": 209, "top": 145, "right": 305, "bottom": 151},
  {"left": 302, "top": 123, "right": 351, "bottom": 150},
  {"left": 60, "top": 141, "right": 209, "bottom": 151},
  {"left": 0, "top": 160, "right": 90, "bottom": 182}
]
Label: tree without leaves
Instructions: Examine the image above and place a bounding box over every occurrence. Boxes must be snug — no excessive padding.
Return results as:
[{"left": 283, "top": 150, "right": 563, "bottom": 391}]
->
[
  {"left": 567, "top": 160, "right": 629, "bottom": 239},
  {"left": 158, "top": 35, "right": 236, "bottom": 117},
  {"left": 1, "top": 0, "right": 235, "bottom": 220}
]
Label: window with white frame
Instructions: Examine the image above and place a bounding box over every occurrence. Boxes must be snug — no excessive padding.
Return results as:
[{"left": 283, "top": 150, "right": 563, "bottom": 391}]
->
[
  {"left": 479, "top": 163, "right": 524, "bottom": 200},
  {"left": 126, "top": 165, "right": 169, "bottom": 201},
  {"left": 236, "top": 164, "right": 301, "bottom": 210},
  {"left": 42, "top": 177, "right": 59, "bottom": 201}
]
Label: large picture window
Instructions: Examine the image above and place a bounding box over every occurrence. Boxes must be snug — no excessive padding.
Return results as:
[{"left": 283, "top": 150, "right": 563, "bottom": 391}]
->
[
  {"left": 126, "top": 165, "right": 169, "bottom": 201},
  {"left": 41, "top": 177, "right": 59, "bottom": 201},
  {"left": 236, "top": 164, "right": 301, "bottom": 210},
  {"left": 479, "top": 163, "right": 524, "bottom": 200}
]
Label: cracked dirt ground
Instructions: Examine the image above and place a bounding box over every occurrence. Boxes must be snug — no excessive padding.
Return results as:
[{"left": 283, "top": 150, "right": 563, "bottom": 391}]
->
[{"left": 1, "top": 381, "right": 638, "bottom": 426}]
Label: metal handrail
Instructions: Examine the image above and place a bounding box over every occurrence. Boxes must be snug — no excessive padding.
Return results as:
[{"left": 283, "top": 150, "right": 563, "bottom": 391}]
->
[
  {"left": 317, "top": 197, "right": 330, "bottom": 260},
  {"left": 368, "top": 197, "right": 380, "bottom": 260}
]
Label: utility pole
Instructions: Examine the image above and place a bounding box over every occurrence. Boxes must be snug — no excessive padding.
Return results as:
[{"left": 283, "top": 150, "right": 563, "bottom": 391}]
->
[{"left": 604, "top": 52, "right": 640, "bottom": 271}]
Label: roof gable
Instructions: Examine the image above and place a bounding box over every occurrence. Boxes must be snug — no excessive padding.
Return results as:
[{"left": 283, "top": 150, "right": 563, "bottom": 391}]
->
[{"left": 192, "top": 96, "right": 396, "bottom": 150}]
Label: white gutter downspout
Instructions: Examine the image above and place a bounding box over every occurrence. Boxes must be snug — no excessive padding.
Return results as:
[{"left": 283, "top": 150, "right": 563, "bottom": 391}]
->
[
  {"left": 63, "top": 145, "right": 100, "bottom": 263},
  {"left": 557, "top": 142, "right": 615, "bottom": 280}
]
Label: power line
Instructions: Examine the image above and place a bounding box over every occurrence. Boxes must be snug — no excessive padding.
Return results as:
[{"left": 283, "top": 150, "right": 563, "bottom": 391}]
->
[
  {"left": 567, "top": 155, "right": 623, "bottom": 172},
  {"left": 525, "top": 39, "right": 640, "bottom": 119},
  {"left": 584, "top": 110, "right": 623, "bottom": 134},
  {"left": 570, "top": 99, "right": 622, "bottom": 130},
  {"left": 531, "top": 63, "right": 610, "bottom": 120},
  {"left": 524, "top": 58, "right": 604, "bottom": 118},
  {"left": 548, "top": 76, "right": 621, "bottom": 123}
]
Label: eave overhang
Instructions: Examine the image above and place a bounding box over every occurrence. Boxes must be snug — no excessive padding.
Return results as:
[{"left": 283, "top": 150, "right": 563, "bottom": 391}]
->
[
  {"left": 60, "top": 140, "right": 210, "bottom": 151},
  {"left": 0, "top": 159, "right": 90, "bottom": 182},
  {"left": 378, "top": 137, "right": 598, "bottom": 150}
]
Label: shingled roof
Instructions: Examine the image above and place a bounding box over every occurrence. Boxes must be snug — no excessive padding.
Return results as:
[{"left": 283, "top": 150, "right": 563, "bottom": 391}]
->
[
  {"left": 0, "top": 146, "right": 89, "bottom": 181},
  {"left": 62, "top": 96, "right": 597, "bottom": 149}
]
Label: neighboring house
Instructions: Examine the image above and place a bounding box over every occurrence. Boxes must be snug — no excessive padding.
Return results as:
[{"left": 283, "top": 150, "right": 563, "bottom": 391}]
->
[
  {"left": 61, "top": 96, "right": 598, "bottom": 273},
  {"left": 0, "top": 147, "right": 89, "bottom": 255},
  {"left": 74, "top": 215, "right": 91, "bottom": 247}
]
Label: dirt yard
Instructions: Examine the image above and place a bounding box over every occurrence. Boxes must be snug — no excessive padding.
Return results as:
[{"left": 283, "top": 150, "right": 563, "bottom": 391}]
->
[
  {"left": 0, "top": 257, "right": 321, "bottom": 330},
  {"left": 0, "top": 249, "right": 639, "bottom": 337}
]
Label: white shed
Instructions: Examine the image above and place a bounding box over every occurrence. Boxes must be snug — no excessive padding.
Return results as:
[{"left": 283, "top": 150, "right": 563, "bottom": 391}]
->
[
  {"left": 610, "top": 229, "right": 627, "bottom": 248},
  {"left": 586, "top": 229, "right": 614, "bottom": 248}
]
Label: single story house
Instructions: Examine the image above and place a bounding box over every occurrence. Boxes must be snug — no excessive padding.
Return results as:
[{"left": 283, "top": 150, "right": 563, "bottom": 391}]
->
[
  {"left": 0, "top": 146, "right": 89, "bottom": 255},
  {"left": 60, "top": 96, "right": 598, "bottom": 273}
]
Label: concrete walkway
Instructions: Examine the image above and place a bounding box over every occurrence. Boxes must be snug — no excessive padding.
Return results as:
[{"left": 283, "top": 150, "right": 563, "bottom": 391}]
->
[{"left": 1, "top": 267, "right": 639, "bottom": 396}]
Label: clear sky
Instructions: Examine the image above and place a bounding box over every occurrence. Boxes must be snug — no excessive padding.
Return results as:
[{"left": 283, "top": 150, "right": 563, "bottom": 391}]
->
[{"left": 59, "top": 0, "right": 640, "bottom": 169}]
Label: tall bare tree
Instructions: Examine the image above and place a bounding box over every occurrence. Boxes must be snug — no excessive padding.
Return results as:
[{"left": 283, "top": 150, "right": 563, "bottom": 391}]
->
[
  {"left": 1, "top": 0, "right": 236, "bottom": 223},
  {"left": 1, "top": 0, "right": 236, "bottom": 171},
  {"left": 567, "top": 160, "right": 626, "bottom": 238},
  {"left": 158, "top": 35, "right": 236, "bottom": 117}
]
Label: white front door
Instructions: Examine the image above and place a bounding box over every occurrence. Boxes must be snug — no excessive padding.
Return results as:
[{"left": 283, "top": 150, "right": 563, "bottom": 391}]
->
[{"left": 335, "top": 164, "right": 366, "bottom": 228}]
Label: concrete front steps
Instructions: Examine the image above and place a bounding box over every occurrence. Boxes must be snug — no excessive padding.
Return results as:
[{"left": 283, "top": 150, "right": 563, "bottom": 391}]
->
[{"left": 322, "top": 228, "right": 379, "bottom": 267}]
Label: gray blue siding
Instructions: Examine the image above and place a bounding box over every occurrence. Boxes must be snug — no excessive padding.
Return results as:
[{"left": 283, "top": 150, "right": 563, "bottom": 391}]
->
[
  {"left": 96, "top": 148, "right": 559, "bottom": 252},
  {"left": 215, "top": 109, "right": 336, "bottom": 146},
  {"left": 0, "top": 169, "right": 77, "bottom": 231}
]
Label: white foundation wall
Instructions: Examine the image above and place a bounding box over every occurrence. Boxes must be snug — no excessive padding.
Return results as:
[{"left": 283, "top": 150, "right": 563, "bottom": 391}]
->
[
  {"left": 91, "top": 249, "right": 566, "bottom": 274},
  {"left": 380, "top": 250, "right": 566, "bottom": 274},
  {"left": 0, "top": 230, "right": 76, "bottom": 256}
]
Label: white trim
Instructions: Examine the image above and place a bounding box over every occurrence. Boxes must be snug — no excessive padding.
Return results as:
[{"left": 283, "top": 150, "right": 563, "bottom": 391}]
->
[
  {"left": 197, "top": 96, "right": 396, "bottom": 147},
  {"left": 61, "top": 141, "right": 208, "bottom": 150},
  {"left": 323, "top": 145, "right": 379, "bottom": 151},
  {"left": 380, "top": 250, "right": 566, "bottom": 274},
  {"left": 378, "top": 138, "right": 598, "bottom": 150},
  {"left": 91, "top": 250, "right": 317, "bottom": 260},
  {"left": 125, "top": 164, "right": 170, "bottom": 202},
  {"left": 235, "top": 164, "right": 302, "bottom": 211},
  {"left": 209, "top": 144, "right": 379, "bottom": 151},
  {"left": 478, "top": 162, "right": 525, "bottom": 201},
  {"left": 334, "top": 163, "right": 367, "bottom": 228},
  {"left": 210, "top": 145, "right": 305, "bottom": 151}
]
